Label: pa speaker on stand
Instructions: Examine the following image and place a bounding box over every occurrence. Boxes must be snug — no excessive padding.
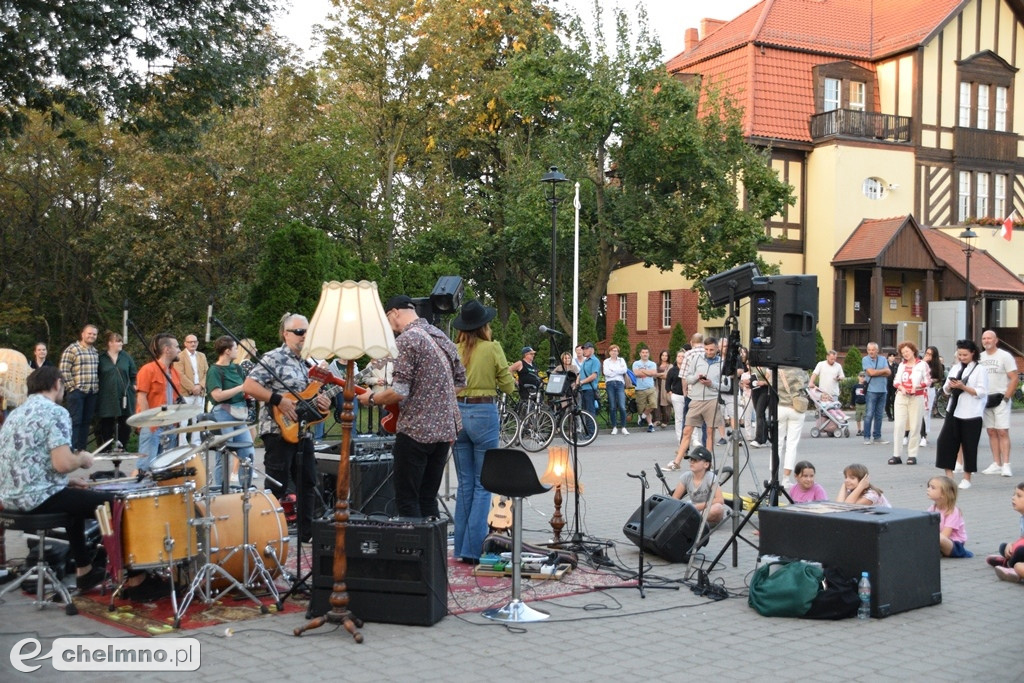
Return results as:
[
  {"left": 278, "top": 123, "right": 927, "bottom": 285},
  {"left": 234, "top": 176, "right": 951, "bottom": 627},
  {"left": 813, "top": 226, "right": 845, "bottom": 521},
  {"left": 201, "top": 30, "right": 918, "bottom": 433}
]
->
[{"left": 748, "top": 275, "right": 818, "bottom": 368}]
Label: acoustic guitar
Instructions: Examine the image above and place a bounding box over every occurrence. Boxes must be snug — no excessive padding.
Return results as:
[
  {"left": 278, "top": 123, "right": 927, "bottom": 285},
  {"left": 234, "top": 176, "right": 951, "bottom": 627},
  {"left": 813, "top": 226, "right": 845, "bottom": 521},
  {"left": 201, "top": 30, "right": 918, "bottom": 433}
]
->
[
  {"left": 271, "top": 366, "right": 399, "bottom": 443},
  {"left": 487, "top": 494, "right": 514, "bottom": 532}
]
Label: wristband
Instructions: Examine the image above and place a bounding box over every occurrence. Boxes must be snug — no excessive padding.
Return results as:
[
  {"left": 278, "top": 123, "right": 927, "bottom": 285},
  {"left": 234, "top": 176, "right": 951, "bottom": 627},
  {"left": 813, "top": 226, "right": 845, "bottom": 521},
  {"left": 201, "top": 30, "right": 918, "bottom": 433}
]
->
[{"left": 269, "top": 392, "right": 283, "bottom": 407}]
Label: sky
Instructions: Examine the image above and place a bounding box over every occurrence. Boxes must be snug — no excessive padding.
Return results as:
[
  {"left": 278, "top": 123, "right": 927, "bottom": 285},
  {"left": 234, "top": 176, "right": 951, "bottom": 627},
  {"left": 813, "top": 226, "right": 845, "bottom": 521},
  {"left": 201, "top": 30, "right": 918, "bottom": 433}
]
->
[{"left": 274, "top": 0, "right": 760, "bottom": 62}]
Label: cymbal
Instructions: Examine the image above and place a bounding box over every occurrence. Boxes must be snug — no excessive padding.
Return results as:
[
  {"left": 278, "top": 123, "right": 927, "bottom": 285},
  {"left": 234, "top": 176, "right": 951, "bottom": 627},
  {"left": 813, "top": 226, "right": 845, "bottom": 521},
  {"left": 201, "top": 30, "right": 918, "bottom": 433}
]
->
[
  {"left": 162, "top": 419, "right": 248, "bottom": 436},
  {"left": 93, "top": 453, "right": 142, "bottom": 462},
  {"left": 207, "top": 427, "right": 251, "bottom": 450},
  {"left": 127, "top": 404, "right": 203, "bottom": 428}
]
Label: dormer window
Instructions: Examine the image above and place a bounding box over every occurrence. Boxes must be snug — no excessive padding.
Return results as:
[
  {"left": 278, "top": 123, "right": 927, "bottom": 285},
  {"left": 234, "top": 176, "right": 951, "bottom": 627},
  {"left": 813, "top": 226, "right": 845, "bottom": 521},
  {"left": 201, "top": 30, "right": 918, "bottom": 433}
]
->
[
  {"left": 957, "top": 51, "right": 1016, "bottom": 132},
  {"left": 813, "top": 62, "right": 874, "bottom": 113}
]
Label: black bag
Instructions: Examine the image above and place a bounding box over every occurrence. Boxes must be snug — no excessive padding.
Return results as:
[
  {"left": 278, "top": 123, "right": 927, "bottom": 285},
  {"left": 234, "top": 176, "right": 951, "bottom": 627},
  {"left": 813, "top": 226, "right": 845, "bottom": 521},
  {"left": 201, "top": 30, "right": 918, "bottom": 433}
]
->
[
  {"left": 803, "top": 566, "right": 860, "bottom": 620},
  {"left": 986, "top": 393, "right": 1005, "bottom": 409}
]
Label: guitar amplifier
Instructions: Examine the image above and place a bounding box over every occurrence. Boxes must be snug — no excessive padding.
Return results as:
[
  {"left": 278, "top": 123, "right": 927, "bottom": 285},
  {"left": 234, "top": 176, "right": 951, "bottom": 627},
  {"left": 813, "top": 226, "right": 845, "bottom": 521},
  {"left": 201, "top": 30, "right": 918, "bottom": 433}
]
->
[
  {"left": 315, "top": 451, "right": 396, "bottom": 516},
  {"left": 308, "top": 514, "right": 448, "bottom": 625},
  {"left": 759, "top": 504, "right": 941, "bottom": 617}
]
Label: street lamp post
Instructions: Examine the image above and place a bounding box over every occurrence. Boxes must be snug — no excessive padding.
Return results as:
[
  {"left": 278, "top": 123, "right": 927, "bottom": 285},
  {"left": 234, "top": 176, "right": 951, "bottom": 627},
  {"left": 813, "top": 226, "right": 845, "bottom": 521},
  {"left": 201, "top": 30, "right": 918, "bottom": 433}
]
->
[
  {"left": 959, "top": 227, "right": 978, "bottom": 340},
  {"left": 541, "top": 166, "right": 568, "bottom": 371}
]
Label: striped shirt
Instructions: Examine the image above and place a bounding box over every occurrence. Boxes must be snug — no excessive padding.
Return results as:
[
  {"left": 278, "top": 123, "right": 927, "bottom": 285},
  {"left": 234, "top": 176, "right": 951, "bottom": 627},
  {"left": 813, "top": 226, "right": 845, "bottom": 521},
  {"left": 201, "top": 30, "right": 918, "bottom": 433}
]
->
[{"left": 59, "top": 341, "right": 99, "bottom": 393}]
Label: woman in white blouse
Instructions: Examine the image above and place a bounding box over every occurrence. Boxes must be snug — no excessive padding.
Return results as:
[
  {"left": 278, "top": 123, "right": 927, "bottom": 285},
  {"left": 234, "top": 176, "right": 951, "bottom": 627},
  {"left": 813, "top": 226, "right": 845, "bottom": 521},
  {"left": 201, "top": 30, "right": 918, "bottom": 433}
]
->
[
  {"left": 602, "top": 345, "right": 629, "bottom": 435},
  {"left": 935, "top": 339, "right": 988, "bottom": 489},
  {"left": 888, "top": 341, "right": 930, "bottom": 466}
]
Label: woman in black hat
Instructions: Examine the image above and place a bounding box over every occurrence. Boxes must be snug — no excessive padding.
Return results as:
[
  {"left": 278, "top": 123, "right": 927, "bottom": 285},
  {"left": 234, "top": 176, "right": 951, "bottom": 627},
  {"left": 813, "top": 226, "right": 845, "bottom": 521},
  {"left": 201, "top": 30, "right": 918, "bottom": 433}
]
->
[{"left": 451, "top": 300, "right": 516, "bottom": 563}]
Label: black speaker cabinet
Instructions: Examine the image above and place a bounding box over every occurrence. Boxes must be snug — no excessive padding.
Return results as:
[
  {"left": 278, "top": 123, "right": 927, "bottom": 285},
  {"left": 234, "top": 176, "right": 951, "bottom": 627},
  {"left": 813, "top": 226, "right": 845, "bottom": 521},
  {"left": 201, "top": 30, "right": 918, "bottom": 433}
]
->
[
  {"left": 623, "top": 494, "right": 703, "bottom": 562},
  {"left": 748, "top": 275, "right": 818, "bottom": 367},
  {"left": 315, "top": 453, "right": 395, "bottom": 516},
  {"left": 759, "top": 504, "right": 941, "bottom": 617},
  {"left": 308, "top": 514, "right": 448, "bottom": 625}
]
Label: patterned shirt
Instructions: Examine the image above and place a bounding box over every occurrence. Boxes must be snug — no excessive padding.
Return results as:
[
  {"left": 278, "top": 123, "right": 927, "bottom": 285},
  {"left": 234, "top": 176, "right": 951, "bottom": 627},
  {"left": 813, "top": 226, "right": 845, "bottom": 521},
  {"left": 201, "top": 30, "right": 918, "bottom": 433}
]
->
[
  {"left": 247, "top": 343, "right": 312, "bottom": 436},
  {"left": 59, "top": 341, "right": 99, "bottom": 393},
  {"left": 0, "top": 394, "right": 72, "bottom": 510},
  {"left": 392, "top": 318, "right": 466, "bottom": 443}
]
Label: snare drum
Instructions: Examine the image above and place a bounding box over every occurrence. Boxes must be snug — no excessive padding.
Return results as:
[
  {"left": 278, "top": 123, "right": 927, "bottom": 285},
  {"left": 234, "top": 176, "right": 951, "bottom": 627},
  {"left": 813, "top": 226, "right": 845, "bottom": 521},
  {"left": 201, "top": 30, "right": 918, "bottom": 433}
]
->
[
  {"left": 195, "top": 490, "right": 289, "bottom": 584},
  {"left": 150, "top": 445, "right": 207, "bottom": 491},
  {"left": 120, "top": 484, "right": 198, "bottom": 568}
]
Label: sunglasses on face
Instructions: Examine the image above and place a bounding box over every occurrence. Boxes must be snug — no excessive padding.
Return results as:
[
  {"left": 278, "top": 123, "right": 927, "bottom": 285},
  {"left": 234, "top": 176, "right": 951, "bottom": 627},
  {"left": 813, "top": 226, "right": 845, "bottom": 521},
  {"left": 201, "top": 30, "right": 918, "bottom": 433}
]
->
[{"left": 286, "top": 328, "right": 307, "bottom": 336}]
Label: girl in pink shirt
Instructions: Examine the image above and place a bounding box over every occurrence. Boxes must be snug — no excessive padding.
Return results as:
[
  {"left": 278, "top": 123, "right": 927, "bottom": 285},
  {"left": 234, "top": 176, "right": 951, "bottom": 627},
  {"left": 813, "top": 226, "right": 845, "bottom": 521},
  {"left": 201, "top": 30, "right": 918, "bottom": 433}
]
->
[
  {"left": 788, "top": 460, "right": 828, "bottom": 502},
  {"left": 926, "top": 475, "right": 972, "bottom": 558}
]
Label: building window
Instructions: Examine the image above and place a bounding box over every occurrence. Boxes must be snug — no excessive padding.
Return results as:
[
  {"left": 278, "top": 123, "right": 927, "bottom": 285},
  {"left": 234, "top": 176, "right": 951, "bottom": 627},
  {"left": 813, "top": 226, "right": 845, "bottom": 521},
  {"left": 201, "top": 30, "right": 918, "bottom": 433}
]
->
[
  {"left": 977, "top": 85, "right": 990, "bottom": 130},
  {"left": 995, "top": 86, "right": 1008, "bottom": 131},
  {"left": 959, "top": 82, "right": 972, "bottom": 127},
  {"left": 862, "top": 177, "right": 886, "bottom": 200},
  {"left": 661, "top": 291, "right": 671, "bottom": 328},
  {"left": 618, "top": 294, "right": 627, "bottom": 321},
  {"left": 958, "top": 171, "right": 971, "bottom": 222},
  {"left": 824, "top": 78, "right": 840, "bottom": 112},
  {"left": 849, "top": 81, "right": 865, "bottom": 111},
  {"left": 995, "top": 173, "right": 1007, "bottom": 219},
  {"left": 976, "top": 173, "right": 989, "bottom": 217}
]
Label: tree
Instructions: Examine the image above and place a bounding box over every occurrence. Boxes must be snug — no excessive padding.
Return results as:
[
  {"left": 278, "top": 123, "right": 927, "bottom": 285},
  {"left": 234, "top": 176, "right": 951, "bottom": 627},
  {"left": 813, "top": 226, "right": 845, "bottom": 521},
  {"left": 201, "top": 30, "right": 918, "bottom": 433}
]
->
[
  {"left": 577, "top": 306, "right": 600, "bottom": 348},
  {"left": 843, "top": 346, "right": 863, "bottom": 379},
  {"left": 0, "top": 0, "right": 280, "bottom": 143},
  {"left": 612, "top": 319, "right": 631, "bottom": 364},
  {"left": 669, "top": 323, "right": 687, "bottom": 357},
  {"left": 815, "top": 329, "right": 828, "bottom": 364}
]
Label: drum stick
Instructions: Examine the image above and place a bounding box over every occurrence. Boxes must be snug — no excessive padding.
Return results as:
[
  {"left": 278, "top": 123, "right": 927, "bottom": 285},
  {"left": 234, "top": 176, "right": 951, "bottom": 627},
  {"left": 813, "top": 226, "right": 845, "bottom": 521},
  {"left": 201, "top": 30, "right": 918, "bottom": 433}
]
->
[{"left": 87, "top": 439, "right": 115, "bottom": 460}]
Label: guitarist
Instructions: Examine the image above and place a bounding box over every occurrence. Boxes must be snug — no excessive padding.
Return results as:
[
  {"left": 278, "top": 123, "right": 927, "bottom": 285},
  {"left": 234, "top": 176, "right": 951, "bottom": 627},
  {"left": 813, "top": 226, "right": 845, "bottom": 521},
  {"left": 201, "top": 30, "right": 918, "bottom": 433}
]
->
[
  {"left": 242, "top": 313, "right": 330, "bottom": 543},
  {"left": 358, "top": 295, "right": 465, "bottom": 518}
]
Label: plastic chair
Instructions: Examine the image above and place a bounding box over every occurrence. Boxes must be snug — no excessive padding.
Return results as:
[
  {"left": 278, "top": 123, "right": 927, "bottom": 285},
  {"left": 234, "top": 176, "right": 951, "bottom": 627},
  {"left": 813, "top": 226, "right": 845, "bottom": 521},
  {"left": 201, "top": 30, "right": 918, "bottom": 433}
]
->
[
  {"left": 479, "top": 448, "right": 551, "bottom": 622},
  {"left": 0, "top": 511, "right": 78, "bottom": 614}
]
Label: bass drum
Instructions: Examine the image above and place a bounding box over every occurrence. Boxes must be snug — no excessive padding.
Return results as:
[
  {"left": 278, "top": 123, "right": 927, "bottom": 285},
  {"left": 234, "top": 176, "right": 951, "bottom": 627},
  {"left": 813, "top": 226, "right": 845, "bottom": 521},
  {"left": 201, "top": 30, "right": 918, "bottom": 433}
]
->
[{"left": 196, "top": 490, "right": 289, "bottom": 585}]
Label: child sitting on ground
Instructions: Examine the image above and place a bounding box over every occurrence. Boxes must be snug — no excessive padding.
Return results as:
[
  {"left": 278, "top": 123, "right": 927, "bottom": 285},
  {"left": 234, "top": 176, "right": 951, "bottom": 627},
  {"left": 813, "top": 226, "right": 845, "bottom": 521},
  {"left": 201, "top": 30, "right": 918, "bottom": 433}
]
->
[
  {"left": 852, "top": 373, "right": 867, "bottom": 436},
  {"left": 788, "top": 460, "right": 828, "bottom": 502},
  {"left": 671, "top": 446, "right": 727, "bottom": 526},
  {"left": 926, "top": 476, "right": 973, "bottom": 557},
  {"left": 987, "top": 482, "right": 1024, "bottom": 583},
  {"left": 836, "top": 463, "right": 891, "bottom": 507}
]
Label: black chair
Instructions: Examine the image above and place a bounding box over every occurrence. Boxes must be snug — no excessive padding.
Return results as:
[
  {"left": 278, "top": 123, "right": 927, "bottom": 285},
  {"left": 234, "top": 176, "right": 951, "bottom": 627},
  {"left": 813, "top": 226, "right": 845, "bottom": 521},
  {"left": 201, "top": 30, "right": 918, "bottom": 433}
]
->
[
  {"left": 479, "top": 448, "right": 551, "bottom": 623},
  {"left": 0, "top": 512, "right": 78, "bottom": 615}
]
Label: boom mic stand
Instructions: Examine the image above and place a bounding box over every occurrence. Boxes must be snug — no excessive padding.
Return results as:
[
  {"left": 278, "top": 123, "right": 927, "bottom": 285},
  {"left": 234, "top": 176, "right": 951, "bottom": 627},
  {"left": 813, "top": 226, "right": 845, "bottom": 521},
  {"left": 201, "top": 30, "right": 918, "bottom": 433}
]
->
[{"left": 704, "top": 366, "right": 792, "bottom": 575}]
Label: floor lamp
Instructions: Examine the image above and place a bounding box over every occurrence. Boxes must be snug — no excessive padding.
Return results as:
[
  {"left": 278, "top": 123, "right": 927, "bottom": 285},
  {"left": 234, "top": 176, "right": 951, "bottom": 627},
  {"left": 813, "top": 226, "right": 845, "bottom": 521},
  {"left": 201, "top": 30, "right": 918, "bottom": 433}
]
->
[{"left": 293, "top": 280, "right": 398, "bottom": 643}]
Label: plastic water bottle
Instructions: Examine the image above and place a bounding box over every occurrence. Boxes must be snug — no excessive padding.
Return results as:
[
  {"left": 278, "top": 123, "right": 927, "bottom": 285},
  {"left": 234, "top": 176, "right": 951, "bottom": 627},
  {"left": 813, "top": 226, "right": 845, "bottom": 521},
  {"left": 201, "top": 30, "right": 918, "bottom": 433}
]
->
[{"left": 857, "top": 571, "right": 871, "bottom": 620}]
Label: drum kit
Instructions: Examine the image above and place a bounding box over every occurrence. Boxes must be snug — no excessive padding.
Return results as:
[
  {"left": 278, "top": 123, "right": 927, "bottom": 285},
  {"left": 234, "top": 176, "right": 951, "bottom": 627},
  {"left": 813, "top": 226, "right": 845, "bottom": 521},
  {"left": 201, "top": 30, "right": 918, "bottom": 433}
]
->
[{"left": 89, "top": 404, "right": 290, "bottom": 627}]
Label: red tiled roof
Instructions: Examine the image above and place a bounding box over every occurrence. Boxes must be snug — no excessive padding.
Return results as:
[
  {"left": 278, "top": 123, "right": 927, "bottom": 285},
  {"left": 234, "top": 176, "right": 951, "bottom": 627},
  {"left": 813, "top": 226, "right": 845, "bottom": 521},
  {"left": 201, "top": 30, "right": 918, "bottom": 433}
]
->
[
  {"left": 832, "top": 216, "right": 910, "bottom": 263},
  {"left": 921, "top": 228, "right": 1024, "bottom": 295},
  {"left": 666, "top": 0, "right": 969, "bottom": 142}
]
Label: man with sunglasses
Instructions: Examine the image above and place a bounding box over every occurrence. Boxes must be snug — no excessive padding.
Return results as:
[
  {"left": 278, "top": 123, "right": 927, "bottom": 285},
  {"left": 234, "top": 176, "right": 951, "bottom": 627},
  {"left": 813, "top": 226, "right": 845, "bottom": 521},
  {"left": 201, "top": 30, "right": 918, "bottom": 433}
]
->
[
  {"left": 242, "top": 313, "right": 330, "bottom": 542},
  {"left": 357, "top": 295, "right": 466, "bottom": 518}
]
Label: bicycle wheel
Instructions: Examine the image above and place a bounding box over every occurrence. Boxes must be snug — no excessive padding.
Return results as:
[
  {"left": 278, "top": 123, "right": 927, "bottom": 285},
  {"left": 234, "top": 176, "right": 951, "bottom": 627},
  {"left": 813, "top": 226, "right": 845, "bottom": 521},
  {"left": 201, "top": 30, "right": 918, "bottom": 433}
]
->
[
  {"left": 519, "top": 409, "right": 555, "bottom": 452},
  {"left": 934, "top": 392, "right": 949, "bottom": 419},
  {"left": 560, "top": 410, "right": 598, "bottom": 447},
  {"left": 499, "top": 410, "right": 521, "bottom": 448}
]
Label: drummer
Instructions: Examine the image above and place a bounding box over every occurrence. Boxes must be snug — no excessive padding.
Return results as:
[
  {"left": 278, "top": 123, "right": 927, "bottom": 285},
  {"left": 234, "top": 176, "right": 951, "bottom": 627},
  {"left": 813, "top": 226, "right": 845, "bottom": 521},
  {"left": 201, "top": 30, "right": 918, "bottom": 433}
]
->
[
  {"left": 0, "top": 366, "right": 113, "bottom": 592},
  {"left": 135, "top": 334, "right": 183, "bottom": 472},
  {"left": 206, "top": 336, "right": 256, "bottom": 489}
]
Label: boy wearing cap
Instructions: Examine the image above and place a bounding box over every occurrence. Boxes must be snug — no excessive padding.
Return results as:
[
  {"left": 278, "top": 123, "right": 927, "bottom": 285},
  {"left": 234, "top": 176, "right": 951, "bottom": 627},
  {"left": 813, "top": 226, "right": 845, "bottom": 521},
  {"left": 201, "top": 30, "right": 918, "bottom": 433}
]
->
[
  {"left": 357, "top": 294, "right": 466, "bottom": 518},
  {"left": 671, "top": 447, "right": 727, "bottom": 526}
]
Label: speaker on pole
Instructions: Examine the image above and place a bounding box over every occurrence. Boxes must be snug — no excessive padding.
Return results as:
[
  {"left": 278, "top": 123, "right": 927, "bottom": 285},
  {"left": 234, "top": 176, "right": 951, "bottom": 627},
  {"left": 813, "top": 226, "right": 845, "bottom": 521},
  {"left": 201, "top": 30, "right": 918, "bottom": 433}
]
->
[{"left": 748, "top": 275, "right": 818, "bottom": 367}]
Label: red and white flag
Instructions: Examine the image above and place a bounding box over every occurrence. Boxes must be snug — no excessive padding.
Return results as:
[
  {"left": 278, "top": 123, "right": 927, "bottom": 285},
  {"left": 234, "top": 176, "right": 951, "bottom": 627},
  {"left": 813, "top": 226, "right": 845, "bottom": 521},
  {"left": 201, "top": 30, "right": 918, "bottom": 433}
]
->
[{"left": 1001, "top": 209, "right": 1016, "bottom": 241}]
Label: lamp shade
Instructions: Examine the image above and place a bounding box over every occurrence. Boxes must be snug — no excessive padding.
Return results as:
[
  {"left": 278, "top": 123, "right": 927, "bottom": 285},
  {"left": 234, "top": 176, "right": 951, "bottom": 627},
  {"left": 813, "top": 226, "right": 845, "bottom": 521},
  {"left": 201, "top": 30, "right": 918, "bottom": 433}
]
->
[
  {"left": 539, "top": 445, "right": 581, "bottom": 493},
  {"left": 0, "top": 348, "right": 30, "bottom": 408},
  {"left": 303, "top": 281, "right": 398, "bottom": 361}
]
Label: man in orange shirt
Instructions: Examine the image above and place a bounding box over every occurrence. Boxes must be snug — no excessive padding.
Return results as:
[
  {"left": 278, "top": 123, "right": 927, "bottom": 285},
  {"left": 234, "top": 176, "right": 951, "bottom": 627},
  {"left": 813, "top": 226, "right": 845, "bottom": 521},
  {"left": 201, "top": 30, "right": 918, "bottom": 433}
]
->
[{"left": 135, "top": 334, "right": 183, "bottom": 471}]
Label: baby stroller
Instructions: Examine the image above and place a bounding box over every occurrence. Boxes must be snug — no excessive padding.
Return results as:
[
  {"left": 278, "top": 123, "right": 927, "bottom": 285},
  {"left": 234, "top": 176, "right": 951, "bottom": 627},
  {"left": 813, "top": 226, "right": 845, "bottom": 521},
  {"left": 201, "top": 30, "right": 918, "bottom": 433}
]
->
[{"left": 806, "top": 386, "right": 851, "bottom": 438}]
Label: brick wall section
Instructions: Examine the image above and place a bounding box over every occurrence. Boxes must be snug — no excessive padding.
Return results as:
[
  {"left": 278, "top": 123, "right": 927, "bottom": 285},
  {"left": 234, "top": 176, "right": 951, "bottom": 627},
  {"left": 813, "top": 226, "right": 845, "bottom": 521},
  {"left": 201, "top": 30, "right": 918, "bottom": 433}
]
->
[{"left": 602, "top": 288, "right": 699, "bottom": 355}]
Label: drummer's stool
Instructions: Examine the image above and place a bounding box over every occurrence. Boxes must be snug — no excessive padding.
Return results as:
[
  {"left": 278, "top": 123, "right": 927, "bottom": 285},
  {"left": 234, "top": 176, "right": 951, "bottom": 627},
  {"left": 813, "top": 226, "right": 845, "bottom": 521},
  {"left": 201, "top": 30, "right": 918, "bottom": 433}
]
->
[{"left": 0, "top": 512, "right": 78, "bottom": 615}]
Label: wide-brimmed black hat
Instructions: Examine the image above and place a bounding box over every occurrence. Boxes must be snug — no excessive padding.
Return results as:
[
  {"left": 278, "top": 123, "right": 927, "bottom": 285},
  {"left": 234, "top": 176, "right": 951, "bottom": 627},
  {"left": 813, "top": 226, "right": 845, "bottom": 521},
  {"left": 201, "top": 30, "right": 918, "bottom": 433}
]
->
[{"left": 452, "top": 299, "right": 497, "bottom": 331}]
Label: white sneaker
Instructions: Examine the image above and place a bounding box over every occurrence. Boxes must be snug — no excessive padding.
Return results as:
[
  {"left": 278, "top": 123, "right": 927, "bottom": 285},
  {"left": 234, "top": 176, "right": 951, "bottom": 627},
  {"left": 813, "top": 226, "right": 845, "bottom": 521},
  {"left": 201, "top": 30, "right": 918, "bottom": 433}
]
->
[
  {"left": 1002, "top": 463, "right": 1013, "bottom": 477},
  {"left": 958, "top": 479, "right": 972, "bottom": 490},
  {"left": 611, "top": 427, "right": 618, "bottom": 435},
  {"left": 982, "top": 462, "right": 1003, "bottom": 475},
  {"left": 621, "top": 427, "right": 630, "bottom": 435},
  {"left": 919, "top": 437, "right": 927, "bottom": 447},
  {"left": 954, "top": 462, "right": 964, "bottom": 473}
]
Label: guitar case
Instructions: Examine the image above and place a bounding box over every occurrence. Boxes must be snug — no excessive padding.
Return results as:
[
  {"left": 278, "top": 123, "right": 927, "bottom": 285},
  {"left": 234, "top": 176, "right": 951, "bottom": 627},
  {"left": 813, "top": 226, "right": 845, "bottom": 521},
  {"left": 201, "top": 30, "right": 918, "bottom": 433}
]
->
[{"left": 481, "top": 533, "right": 579, "bottom": 568}]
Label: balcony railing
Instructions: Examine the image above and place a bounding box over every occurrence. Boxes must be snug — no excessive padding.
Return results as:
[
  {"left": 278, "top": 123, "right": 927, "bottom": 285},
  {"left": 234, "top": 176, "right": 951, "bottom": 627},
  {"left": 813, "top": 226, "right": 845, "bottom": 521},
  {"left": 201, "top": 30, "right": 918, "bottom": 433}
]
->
[{"left": 810, "top": 109, "right": 912, "bottom": 143}]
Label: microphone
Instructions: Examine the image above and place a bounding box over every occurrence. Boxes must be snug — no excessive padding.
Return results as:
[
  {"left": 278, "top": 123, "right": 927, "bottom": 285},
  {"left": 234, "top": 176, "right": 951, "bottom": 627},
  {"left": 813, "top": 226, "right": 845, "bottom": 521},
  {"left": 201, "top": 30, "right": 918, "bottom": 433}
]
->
[
  {"left": 122, "top": 299, "right": 129, "bottom": 343},
  {"left": 539, "top": 325, "right": 565, "bottom": 336},
  {"left": 205, "top": 296, "right": 213, "bottom": 343}
]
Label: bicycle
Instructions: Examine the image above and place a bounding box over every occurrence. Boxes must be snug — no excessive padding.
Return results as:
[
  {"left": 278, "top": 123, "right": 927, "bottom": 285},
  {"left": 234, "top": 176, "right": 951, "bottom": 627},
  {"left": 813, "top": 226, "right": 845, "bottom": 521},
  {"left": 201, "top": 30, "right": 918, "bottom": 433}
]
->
[
  {"left": 549, "top": 389, "right": 598, "bottom": 447},
  {"left": 496, "top": 393, "right": 521, "bottom": 448},
  {"left": 516, "top": 387, "right": 556, "bottom": 452}
]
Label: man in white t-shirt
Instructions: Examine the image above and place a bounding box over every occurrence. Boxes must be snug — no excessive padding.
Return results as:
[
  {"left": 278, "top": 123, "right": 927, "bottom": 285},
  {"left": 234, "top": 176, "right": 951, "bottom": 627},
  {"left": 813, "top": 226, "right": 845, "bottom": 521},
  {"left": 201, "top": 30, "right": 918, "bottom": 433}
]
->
[
  {"left": 810, "top": 349, "right": 845, "bottom": 398},
  {"left": 978, "top": 330, "right": 1018, "bottom": 477}
]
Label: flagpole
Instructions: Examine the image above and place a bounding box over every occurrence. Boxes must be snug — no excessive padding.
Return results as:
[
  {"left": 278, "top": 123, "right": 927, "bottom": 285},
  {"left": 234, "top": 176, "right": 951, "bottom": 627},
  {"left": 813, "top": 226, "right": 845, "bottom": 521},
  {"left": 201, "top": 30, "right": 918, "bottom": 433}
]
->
[{"left": 573, "top": 182, "right": 581, "bottom": 351}]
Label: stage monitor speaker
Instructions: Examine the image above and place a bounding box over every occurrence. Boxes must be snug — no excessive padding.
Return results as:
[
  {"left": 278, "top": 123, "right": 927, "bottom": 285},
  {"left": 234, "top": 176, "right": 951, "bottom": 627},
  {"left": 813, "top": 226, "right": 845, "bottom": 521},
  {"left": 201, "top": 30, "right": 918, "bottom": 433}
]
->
[
  {"left": 622, "top": 494, "right": 704, "bottom": 563},
  {"left": 308, "top": 514, "right": 448, "bottom": 625},
  {"left": 759, "top": 504, "right": 941, "bottom": 617},
  {"left": 748, "top": 274, "right": 818, "bottom": 367}
]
